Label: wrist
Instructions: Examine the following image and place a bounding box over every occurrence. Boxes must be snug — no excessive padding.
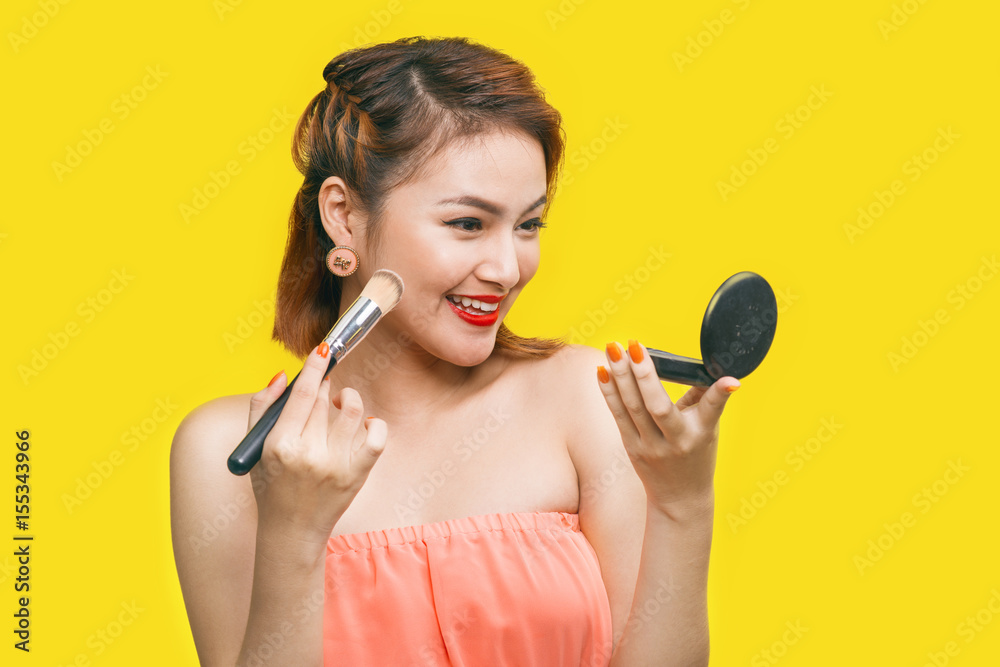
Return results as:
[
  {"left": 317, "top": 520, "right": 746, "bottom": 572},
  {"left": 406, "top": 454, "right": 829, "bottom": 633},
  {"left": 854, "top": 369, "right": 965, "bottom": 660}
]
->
[
  {"left": 647, "top": 489, "right": 715, "bottom": 524},
  {"left": 255, "top": 520, "right": 332, "bottom": 568}
]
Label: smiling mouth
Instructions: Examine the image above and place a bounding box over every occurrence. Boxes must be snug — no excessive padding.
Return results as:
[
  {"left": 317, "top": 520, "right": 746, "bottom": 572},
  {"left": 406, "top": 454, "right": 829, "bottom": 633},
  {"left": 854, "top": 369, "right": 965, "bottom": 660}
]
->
[{"left": 446, "top": 295, "right": 501, "bottom": 314}]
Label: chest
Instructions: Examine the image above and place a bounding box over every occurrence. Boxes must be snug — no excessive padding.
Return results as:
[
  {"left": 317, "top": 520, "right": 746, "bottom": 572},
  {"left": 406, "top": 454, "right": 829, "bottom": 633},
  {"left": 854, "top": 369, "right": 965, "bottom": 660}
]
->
[{"left": 329, "top": 401, "right": 580, "bottom": 538}]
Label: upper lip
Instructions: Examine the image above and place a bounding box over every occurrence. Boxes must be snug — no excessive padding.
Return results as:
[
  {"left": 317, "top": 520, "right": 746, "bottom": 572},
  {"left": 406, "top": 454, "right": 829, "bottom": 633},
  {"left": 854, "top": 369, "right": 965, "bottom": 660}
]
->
[{"left": 447, "top": 293, "right": 506, "bottom": 304}]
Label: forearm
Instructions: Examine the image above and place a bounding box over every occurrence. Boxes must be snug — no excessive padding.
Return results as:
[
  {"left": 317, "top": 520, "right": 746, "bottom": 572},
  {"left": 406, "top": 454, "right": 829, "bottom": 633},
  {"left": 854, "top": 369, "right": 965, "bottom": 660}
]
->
[
  {"left": 609, "top": 494, "right": 714, "bottom": 667},
  {"left": 237, "top": 528, "right": 328, "bottom": 667}
]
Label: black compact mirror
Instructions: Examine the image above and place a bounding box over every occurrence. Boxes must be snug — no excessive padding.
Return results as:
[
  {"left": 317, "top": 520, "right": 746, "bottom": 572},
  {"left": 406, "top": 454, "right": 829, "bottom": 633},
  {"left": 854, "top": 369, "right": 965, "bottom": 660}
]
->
[{"left": 646, "top": 271, "right": 777, "bottom": 386}]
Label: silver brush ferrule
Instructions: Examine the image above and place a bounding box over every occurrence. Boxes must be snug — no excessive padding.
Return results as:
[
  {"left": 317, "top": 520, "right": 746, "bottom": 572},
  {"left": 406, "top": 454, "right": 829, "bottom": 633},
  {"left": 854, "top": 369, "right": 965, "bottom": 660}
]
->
[{"left": 321, "top": 296, "right": 383, "bottom": 362}]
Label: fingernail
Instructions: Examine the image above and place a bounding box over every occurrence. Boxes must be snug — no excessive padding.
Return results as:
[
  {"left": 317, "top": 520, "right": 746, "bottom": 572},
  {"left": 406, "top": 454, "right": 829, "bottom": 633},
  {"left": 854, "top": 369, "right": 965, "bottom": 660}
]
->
[
  {"left": 366, "top": 416, "right": 375, "bottom": 422},
  {"left": 605, "top": 342, "right": 621, "bottom": 362},
  {"left": 267, "top": 370, "right": 284, "bottom": 387},
  {"left": 318, "top": 342, "right": 330, "bottom": 358},
  {"left": 597, "top": 365, "right": 610, "bottom": 384},
  {"left": 726, "top": 382, "right": 741, "bottom": 393},
  {"left": 627, "top": 339, "right": 643, "bottom": 363}
]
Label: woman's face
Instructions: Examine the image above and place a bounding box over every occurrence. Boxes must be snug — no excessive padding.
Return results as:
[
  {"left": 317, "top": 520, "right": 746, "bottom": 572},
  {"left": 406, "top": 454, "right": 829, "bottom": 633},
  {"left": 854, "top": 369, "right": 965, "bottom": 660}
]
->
[{"left": 368, "top": 129, "right": 548, "bottom": 367}]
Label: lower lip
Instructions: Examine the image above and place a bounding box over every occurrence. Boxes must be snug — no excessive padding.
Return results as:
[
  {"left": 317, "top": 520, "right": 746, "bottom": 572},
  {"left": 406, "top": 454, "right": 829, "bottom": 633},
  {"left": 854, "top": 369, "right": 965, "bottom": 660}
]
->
[{"left": 446, "top": 298, "right": 500, "bottom": 327}]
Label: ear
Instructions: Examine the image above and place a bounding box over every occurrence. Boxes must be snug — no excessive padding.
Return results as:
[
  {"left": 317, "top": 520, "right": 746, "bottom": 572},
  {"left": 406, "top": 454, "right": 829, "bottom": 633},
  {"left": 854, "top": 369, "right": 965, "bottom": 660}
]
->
[{"left": 318, "top": 176, "right": 358, "bottom": 247}]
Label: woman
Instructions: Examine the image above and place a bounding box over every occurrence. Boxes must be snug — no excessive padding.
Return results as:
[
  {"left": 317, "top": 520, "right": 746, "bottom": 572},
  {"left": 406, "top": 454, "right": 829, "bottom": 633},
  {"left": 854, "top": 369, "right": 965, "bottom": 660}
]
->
[{"left": 170, "top": 36, "right": 739, "bottom": 667}]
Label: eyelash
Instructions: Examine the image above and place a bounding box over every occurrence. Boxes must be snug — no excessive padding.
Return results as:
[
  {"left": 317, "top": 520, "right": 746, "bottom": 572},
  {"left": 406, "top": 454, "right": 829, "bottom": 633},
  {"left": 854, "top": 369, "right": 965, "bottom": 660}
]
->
[{"left": 443, "top": 217, "right": 547, "bottom": 232}]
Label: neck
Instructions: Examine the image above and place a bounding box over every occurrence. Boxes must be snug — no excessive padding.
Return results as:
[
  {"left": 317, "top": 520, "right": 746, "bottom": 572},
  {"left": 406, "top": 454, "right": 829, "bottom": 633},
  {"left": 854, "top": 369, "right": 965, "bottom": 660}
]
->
[{"left": 325, "top": 312, "right": 484, "bottom": 424}]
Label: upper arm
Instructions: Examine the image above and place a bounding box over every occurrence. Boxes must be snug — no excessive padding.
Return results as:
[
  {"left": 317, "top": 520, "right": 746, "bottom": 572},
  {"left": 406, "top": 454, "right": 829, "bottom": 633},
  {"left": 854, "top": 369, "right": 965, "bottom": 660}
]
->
[
  {"left": 169, "top": 394, "right": 258, "bottom": 667},
  {"left": 558, "top": 344, "right": 647, "bottom": 653}
]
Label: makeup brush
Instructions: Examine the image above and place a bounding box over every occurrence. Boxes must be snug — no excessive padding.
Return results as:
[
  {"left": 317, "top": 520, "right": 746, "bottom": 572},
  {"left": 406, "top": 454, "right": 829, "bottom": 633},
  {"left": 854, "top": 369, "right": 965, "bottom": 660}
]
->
[{"left": 227, "top": 269, "right": 404, "bottom": 475}]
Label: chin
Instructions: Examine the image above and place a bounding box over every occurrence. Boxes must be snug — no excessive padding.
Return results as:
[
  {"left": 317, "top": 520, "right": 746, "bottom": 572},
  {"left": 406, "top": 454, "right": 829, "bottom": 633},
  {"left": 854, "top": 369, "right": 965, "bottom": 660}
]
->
[{"left": 445, "top": 334, "right": 498, "bottom": 366}]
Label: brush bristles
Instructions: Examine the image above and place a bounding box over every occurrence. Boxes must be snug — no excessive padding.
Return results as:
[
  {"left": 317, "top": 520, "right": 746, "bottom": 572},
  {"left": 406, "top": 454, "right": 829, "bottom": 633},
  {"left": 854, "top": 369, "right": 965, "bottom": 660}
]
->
[{"left": 360, "top": 269, "right": 404, "bottom": 313}]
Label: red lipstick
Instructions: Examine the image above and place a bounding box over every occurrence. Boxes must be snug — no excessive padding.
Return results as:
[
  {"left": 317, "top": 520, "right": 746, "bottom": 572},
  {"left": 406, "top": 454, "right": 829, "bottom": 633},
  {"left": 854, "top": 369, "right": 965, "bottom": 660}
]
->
[{"left": 446, "top": 293, "right": 505, "bottom": 327}]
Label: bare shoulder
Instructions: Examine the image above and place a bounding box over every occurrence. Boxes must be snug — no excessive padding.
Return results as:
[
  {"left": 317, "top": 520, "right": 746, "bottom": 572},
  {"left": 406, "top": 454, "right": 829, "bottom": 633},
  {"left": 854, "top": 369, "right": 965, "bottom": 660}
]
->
[
  {"left": 529, "top": 343, "right": 620, "bottom": 456},
  {"left": 169, "top": 392, "right": 258, "bottom": 666},
  {"left": 170, "top": 393, "right": 257, "bottom": 510},
  {"left": 512, "top": 342, "right": 607, "bottom": 391},
  {"left": 173, "top": 392, "right": 255, "bottom": 450},
  {"left": 539, "top": 341, "right": 643, "bottom": 495},
  {"left": 512, "top": 343, "right": 636, "bottom": 490},
  {"left": 169, "top": 390, "right": 257, "bottom": 548}
]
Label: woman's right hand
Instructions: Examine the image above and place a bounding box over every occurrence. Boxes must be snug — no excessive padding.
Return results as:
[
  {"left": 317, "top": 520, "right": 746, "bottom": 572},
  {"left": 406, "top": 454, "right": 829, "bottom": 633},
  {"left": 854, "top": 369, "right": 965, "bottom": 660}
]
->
[{"left": 246, "top": 342, "right": 387, "bottom": 551}]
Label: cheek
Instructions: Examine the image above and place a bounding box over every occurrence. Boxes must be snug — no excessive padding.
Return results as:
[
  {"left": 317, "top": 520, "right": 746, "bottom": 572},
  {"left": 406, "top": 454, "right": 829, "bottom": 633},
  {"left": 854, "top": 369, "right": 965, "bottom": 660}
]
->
[
  {"left": 381, "top": 229, "right": 461, "bottom": 289},
  {"left": 517, "top": 245, "right": 541, "bottom": 285}
]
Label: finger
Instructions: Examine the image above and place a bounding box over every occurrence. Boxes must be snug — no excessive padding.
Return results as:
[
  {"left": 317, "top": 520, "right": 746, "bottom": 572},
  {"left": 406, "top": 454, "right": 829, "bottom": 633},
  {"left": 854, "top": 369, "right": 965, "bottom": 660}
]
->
[
  {"left": 596, "top": 363, "right": 640, "bottom": 447},
  {"left": 624, "top": 339, "right": 688, "bottom": 440},
  {"left": 270, "top": 343, "right": 332, "bottom": 442},
  {"left": 248, "top": 370, "right": 287, "bottom": 432},
  {"left": 604, "top": 341, "right": 663, "bottom": 442},
  {"left": 302, "top": 375, "right": 333, "bottom": 447},
  {"left": 674, "top": 385, "right": 709, "bottom": 413},
  {"left": 696, "top": 376, "right": 741, "bottom": 427},
  {"left": 329, "top": 387, "right": 365, "bottom": 466},
  {"left": 628, "top": 340, "right": 687, "bottom": 437},
  {"left": 351, "top": 417, "right": 388, "bottom": 478}
]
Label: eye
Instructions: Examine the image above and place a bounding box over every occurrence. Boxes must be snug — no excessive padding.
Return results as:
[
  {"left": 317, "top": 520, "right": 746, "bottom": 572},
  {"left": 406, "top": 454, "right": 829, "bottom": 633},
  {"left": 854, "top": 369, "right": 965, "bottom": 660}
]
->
[
  {"left": 520, "top": 218, "right": 546, "bottom": 232},
  {"left": 443, "top": 217, "right": 482, "bottom": 232}
]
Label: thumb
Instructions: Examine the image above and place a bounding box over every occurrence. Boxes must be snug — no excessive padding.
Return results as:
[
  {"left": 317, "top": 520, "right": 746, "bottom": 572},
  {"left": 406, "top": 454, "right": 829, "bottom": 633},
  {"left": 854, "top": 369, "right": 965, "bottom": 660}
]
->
[
  {"left": 697, "top": 377, "right": 740, "bottom": 427},
  {"left": 352, "top": 417, "right": 388, "bottom": 477}
]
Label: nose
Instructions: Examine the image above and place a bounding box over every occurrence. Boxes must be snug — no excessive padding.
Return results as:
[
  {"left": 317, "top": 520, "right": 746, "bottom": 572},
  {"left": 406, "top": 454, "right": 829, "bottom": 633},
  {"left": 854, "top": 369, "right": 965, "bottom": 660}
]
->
[{"left": 477, "top": 233, "right": 521, "bottom": 289}]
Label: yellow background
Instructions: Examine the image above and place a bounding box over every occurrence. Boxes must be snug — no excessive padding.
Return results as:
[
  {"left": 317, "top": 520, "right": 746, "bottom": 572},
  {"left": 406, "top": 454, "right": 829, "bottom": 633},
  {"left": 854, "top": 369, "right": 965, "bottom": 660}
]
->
[{"left": 3, "top": 0, "right": 998, "bottom": 664}]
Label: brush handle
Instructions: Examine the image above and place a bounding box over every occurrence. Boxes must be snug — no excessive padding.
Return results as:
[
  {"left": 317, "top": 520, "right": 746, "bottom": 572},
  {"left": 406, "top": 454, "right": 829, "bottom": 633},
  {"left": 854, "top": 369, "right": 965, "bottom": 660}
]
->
[
  {"left": 227, "top": 356, "right": 338, "bottom": 475},
  {"left": 645, "top": 347, "right": 716, "bottom": 386}
]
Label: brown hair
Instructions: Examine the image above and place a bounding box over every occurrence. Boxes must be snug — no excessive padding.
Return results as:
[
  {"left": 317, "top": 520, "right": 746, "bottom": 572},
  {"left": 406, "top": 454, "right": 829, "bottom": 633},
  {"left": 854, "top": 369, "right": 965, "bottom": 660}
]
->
[{"left": 272, "top": 36, "right": 569, "bottom": 360}]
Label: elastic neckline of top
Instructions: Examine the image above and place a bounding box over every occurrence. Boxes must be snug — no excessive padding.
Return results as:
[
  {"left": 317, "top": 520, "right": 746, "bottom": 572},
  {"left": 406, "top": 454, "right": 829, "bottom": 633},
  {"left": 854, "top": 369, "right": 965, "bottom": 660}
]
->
[{"left": 326, "top": 510, "right": 580, "bottom": 555}]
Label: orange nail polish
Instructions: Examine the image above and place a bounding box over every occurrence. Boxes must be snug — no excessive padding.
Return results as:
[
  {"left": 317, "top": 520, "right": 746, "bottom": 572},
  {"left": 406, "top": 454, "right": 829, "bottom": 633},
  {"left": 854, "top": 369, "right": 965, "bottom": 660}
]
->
[
  {"left": 267, "top": 370, "right": 284, "bottom": 387},
  {"left": 597, "top": 365, "right": 610, "bottom": 384},
  {"left": 318, "top": 342, "right": 330, "bottom": 358},
  {"left": 628, "top": 339, "right": 642, "bottom": 363},
  {"left": 726, "top": 383, "right": 740, "bottom": 393},
  {"left": 606, "top": 342, "right": 621, "bottom": 362}
]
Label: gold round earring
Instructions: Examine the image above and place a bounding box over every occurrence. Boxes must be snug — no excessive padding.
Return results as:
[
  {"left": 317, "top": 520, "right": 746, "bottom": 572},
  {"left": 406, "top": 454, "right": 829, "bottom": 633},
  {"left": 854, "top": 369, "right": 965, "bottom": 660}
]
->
[{"left": 326, "top": 245, "right": 359, "bottom": 277}]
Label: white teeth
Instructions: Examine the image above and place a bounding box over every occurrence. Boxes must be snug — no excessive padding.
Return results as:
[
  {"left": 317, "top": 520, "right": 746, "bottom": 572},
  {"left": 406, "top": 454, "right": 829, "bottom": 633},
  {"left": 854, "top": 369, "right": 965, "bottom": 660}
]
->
[{"left": 447, "top": 295, "right": 499, "bottom": 313}]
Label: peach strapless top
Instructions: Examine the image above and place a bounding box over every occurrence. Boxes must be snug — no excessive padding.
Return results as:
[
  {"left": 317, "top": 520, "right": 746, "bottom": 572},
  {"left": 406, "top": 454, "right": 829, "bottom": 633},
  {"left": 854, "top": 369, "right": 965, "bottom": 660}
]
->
[{"left": 323, "top": 510, "right": 614, "bottom": 666}]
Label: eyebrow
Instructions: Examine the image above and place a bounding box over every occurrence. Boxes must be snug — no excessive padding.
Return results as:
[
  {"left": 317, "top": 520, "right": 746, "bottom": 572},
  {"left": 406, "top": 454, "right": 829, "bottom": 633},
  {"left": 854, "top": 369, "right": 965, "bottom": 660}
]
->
[{"left": 434, "top": 194, "right": 547, "bottom": 218}]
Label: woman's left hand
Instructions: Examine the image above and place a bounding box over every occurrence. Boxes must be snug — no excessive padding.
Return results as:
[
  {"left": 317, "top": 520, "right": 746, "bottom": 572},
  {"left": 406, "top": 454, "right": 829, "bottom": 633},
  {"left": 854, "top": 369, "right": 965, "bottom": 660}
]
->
[{"left": 597, "top": 340, "right": 740, "bottom": 516}]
